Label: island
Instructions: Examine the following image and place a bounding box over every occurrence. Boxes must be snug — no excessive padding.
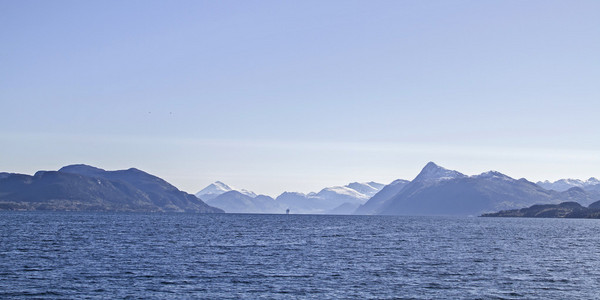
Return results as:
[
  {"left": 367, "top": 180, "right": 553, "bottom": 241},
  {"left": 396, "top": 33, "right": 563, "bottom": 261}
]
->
[{"left": 481, "top": 200, "right": 600, "bottom": 219}]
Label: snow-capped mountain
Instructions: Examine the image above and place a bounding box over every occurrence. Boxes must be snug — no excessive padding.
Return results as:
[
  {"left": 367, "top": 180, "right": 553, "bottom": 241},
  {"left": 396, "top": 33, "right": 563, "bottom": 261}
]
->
[
  {"left": 197, "top": 180, "right": 386, "bottom": 214},
  {"left": 206, "top": 191, "right": 284, "bottom": 214},
  {"left": 195, "top": 180, "right": 386, "bottom": 214},
  {"left": 346, "top": 182, "right": 386, "bottom": 197},
  {"left": 316, "top": 186, "right": 371, "bottom": 202},
  {"left": 474, "top": 171, "right": 514, "bottom": 181},
  {"left": 413, "top": 162, "right": 466, "bottom": 182},
  {"left": 276, "top": 182, "right": 386, "bottom": 214},
  {"left": 536, "top": 178, "right": 600, "bottom": 192},
  {"left": 195, "top": 181, "right": 257, "bottom": 201},
  {"left": 355, "top": 162, "right": 598, "bottom": 216}
]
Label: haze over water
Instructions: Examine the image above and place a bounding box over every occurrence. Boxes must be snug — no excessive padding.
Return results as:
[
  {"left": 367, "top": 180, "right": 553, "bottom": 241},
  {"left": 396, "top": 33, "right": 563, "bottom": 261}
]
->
[{"left": 2, "top": 212, "right": 599, "bottom": 299}]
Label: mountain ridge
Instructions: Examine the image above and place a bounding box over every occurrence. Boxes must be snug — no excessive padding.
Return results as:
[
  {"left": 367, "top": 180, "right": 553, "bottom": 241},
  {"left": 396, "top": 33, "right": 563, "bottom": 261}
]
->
[
  {"left": 205, "top": 190, "right": 284, "bottom": 214},
  {"left": 3, "top": 162, "right": 599, "bottom": 215},
  {"left": 536, "top": 178, "right": 600, "bottom": 192},
  {"left": 0, "top": 164, "right": 223, "bottom": 213},
  {"left": 197, "top": 180, "right": 387, "bottom": 214},
  {"left": 356, "top": 162, "right": 599, "bottom": 216}
]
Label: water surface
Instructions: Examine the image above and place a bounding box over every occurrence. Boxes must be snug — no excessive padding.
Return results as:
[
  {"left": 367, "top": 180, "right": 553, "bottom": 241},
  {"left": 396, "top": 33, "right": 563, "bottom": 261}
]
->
[{"left": 1, "top": 212, "right": 599, "bottom": 299}]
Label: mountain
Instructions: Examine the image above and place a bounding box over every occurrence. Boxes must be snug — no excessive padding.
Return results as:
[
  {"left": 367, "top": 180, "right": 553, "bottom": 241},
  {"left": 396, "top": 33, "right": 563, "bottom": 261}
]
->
[
  {"left": 587, "top": 184, "right": 600, "bottom": 193},
  {"left": 205, "top": 191, "right": 285, "bottom": 213},
  {"left": 0, "top": 164, "right": 223, "bottom": 213},
  {"left": 482, "top": 201, "right": 600, "bottom": 218},
  {"left": 275, "top": 182, "right": 386, "bottom": 214},
  {"left": 275, "top": 192, "right": 325, "bottom": 214},
  {"left": 413, "top": 162, "right": 466, "bottom": 182},
  {"left": 365, "top": 162, "right": 598, "bottom": 216},
  {"left": 195, "top": 181, "right": 256, "bottom": 201},
  {"left": 346, "top": 182, "right": 386, "bottom": 197},
  {"left": 195, "top": 180, "right": 386, "bottom": 214},
  {"left": 537, "top": 178, "right": 600, "bottom": 192},
  {"left": 354, "top": 179, "right": 410, "bottom": 215},
  {"left": 328, "top": 202, "right": 362, "bottom": 215},
  {"left": 315, "top": 186, "right": 370, "bottom": 205}
]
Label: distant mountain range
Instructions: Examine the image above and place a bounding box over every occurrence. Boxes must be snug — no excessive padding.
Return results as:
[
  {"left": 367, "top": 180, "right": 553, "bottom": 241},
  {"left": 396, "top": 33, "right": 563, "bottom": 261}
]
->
[
  {"left": 0, "top": 164, "right": 223, "bottom": 213},
  {"left": 354, "top": 162, "right": 600, "bottom": 216},
  {"left": 3, "top": 162, "right": 599, "bottom": 216},
  {"left": 196, "top": 181, "right": 386, "bottom": 214},
  {"left": 196, "top": 162, "right": 600, "bottom": 216},
  {"left": 536, "top": 178, "right": 600, "bottom": 192}
]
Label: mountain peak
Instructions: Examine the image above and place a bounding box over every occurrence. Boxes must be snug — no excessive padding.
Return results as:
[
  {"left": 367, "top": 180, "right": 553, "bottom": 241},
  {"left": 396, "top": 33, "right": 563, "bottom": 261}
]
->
[
  {"left": 197, "top": 181, "right": 233, "bottom": 196},
  {"left": 413, "top": 162, "right": 465, "bottom": 182},
  {"left": 345, "top": 182, "right": 385, "bottom": 197},
  {"left": 475, "top": 170, "right": 513, "bottom": 181},
  {"left": 212, "top": 181, "right": 233, "bottom": 190},
  {"left": 587, "top": 177, "right": 600, "bottom": 185},
  {"left": 195, "top": 181, "right": 257, "bottom": 200},
  {"left": 59, "top": 164, "right": 106, "bottom": 174},
  {"left": 424, "top": 161, "right": 440, "bottom": 169}
]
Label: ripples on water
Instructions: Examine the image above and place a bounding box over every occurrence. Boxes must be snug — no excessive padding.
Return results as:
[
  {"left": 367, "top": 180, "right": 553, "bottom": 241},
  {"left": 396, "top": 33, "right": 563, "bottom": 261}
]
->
[{"left": 1, "top": 212, "right": 599, "bottom": 299}]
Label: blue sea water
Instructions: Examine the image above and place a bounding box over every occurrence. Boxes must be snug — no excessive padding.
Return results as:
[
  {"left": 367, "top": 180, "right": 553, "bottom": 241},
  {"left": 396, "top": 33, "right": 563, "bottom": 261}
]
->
[{"left": 1, "top": 212, "right": 599, "bottom": 299}]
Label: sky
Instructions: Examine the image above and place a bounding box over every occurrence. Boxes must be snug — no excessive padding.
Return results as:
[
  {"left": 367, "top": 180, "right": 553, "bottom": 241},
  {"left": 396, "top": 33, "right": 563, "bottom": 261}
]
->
[{"left": 1, "top": 0, "right": 599, "bottom": 196}]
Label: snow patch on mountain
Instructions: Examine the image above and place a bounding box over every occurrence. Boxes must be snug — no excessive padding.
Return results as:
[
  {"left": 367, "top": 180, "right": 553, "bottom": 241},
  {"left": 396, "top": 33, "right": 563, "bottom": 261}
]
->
[
  {"left": 346, "top": 182, "right": 386, "bottom": 197},
  {"left": 537, "top": 177, "right": 600, "bottom": 192},
  {"left": 272, "top": 181, "right": 387, "bottom": 214},
  {"left": 317, "top": 186, "right": 371, "bottom": 200},
  {"left": 474, "top": 171, "right": 513, "bottom": 181},
  {"left": 413, "top": 162, "right": 465, "bottom": 182},
  {"left": 195, "top": 181, "right": 257, "bottom": 201}
]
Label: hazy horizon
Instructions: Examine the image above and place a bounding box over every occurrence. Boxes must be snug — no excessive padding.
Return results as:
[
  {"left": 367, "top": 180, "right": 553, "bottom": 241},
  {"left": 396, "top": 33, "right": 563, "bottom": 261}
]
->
[
  {"left": 4, "top": 159, "right": 599, "bottom": 198},
  {"left": 2, "top": 1, "right": 599, "bottom": 196}
]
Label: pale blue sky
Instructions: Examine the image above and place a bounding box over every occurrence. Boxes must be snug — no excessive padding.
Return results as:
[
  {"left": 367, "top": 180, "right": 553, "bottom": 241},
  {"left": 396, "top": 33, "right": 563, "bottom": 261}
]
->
[{"left": 2, "top": 1, "right": 599, "bottom": 196}]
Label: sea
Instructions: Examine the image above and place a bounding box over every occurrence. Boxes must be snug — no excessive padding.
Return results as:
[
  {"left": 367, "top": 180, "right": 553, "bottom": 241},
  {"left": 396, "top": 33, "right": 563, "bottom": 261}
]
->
[{"left": 1, "top": 212, "right": 599, "bottom": 299}]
